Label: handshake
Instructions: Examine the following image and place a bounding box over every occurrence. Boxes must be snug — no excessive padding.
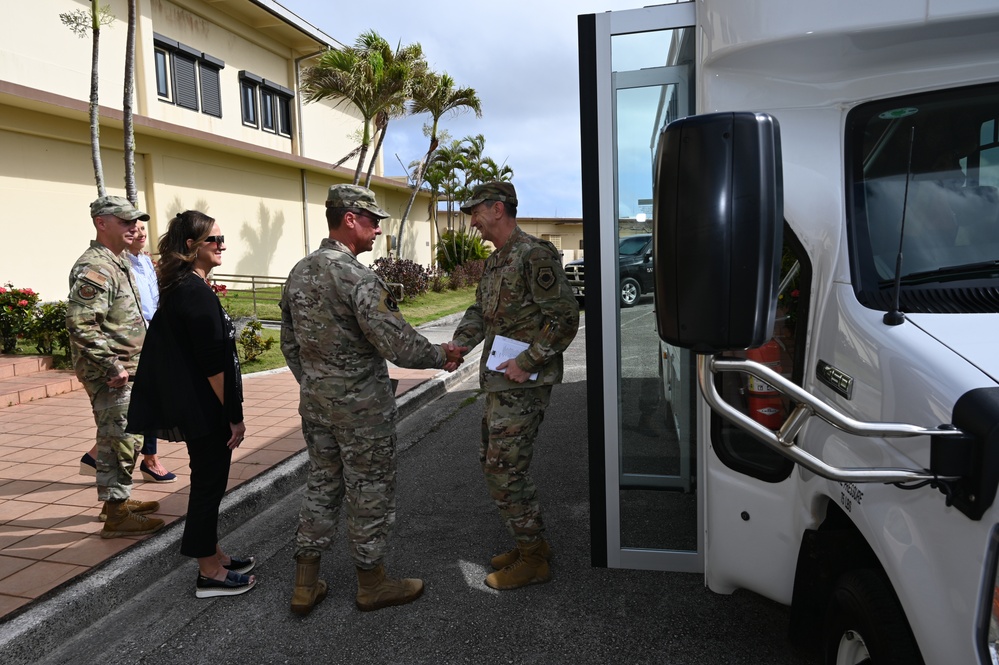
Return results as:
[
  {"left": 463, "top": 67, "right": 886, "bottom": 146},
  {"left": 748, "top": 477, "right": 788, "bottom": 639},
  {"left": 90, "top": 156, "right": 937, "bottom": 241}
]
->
[{"left": 439, "top": 341, "right": 469, "bottom": 372}]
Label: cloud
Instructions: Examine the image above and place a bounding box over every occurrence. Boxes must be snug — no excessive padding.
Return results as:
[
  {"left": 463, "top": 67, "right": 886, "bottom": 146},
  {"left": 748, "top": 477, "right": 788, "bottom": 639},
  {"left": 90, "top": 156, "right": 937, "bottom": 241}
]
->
[{"left": 281, "top": 0, "right": 643, "bottom": 217}]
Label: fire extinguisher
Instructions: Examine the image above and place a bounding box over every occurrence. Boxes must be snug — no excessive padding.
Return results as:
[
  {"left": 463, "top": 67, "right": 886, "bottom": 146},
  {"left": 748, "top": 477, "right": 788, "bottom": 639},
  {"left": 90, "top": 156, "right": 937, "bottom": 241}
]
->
[{"left": 745, "top": 338, "right": 784, "bottom": 430}]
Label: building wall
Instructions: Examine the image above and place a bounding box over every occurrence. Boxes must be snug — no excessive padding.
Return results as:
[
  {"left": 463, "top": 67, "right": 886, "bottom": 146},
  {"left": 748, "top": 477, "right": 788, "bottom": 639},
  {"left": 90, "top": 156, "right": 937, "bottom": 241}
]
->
[{"left": 0, "top": 0, "right": 435, "bottom": 301}]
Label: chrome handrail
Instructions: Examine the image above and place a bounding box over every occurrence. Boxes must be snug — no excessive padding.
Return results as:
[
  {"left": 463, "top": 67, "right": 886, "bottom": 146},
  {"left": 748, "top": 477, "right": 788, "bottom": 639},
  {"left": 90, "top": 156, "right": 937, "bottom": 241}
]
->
[{"left": 698, "top": 354, "right": 964, "bottom": 484}]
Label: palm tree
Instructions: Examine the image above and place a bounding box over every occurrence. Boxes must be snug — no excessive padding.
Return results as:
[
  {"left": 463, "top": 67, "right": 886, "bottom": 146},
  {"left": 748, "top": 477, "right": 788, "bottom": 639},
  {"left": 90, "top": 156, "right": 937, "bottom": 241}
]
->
[
  {"left": 479, "top": 157, "right": 514, "bottom": 184},
  {"left": 397, "top": 72, "right": 481, "bottom": 256},
  {"left": 302, "top": 31, "right": 425, "bottom": 186},
  {"left": 60, "top": 1, "right": 114, "bottom": 197}
]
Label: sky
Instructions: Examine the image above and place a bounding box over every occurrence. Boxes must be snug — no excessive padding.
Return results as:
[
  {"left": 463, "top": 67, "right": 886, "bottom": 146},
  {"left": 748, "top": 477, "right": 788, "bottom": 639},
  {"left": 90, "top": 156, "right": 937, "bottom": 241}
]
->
[{"left": 277, "top": 0, "right": 650, "bottom": 218}]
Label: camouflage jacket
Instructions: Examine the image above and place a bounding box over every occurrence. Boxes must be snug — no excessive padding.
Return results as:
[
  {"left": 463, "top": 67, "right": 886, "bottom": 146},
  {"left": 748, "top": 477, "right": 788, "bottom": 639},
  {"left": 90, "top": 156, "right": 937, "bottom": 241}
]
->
[
  {"left": 280, "top": 238, "right": 445, "bottom": 433},
  {"left": 453, "top": 226, "right": 579, "bottom": 392},
  {"left": 66, "top": 240, "right": 146, "bottom": 386}
]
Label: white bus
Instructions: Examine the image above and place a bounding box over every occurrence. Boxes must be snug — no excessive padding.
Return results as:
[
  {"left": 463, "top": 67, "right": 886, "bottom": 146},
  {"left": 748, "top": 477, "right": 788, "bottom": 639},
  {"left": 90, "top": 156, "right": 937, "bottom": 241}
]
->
[{"left": 579, "top": 2, "right": 999, "bottom": 663}]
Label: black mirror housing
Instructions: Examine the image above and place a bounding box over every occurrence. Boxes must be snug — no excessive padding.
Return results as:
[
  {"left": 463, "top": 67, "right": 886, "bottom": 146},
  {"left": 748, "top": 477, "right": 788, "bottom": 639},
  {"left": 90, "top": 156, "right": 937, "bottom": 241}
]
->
[{"left": 653, "top": 112, "right": 784, "bottom": 353}]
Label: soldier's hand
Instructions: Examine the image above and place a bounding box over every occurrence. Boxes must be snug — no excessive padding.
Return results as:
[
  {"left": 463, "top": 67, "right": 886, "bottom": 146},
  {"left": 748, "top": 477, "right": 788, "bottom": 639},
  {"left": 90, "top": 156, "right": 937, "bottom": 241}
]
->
[
  {"left": 497, "top": 359, "right": 531, "bottom": 383},
  {"left": 106, "top": 369, "right": 129, "bottom": 389},
  {"left": 441, "top": 342, "right": 469, "bottom": 370}
]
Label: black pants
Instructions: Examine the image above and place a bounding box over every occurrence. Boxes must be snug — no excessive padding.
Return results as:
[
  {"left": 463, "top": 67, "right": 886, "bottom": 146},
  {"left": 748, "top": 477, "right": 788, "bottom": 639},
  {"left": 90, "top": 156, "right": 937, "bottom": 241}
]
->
[{"left": 181, "top": 428, "right": 232, "bottom": 558}]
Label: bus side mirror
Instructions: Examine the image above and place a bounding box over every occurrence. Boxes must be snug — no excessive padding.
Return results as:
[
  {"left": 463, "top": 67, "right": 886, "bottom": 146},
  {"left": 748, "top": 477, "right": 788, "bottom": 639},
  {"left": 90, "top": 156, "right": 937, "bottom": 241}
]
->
[{"left": 653, "top": 112, "right": 784, "bottom": 353}]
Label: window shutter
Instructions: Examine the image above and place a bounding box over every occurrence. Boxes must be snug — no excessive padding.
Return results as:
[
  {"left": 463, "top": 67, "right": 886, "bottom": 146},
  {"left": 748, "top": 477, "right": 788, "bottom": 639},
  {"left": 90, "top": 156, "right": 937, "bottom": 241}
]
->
[
  {"left": 200, "top": 64, "right": 221, "bottom": 117},
  {"left": 173, "top": 53, "right": 198, "bottom": 111}
]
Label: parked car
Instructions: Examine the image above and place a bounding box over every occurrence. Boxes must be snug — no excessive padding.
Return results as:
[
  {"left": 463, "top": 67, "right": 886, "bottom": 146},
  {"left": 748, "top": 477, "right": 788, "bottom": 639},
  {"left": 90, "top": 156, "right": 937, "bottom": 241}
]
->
[{"left": 565, "top": 233, "right": 654, "bottom": 308}]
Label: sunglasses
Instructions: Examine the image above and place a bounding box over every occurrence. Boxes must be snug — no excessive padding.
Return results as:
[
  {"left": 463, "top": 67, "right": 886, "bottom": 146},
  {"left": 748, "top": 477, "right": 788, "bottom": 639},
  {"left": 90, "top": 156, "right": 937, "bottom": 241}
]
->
[
  {"left": 353, "top": 211, "right": 381, "bottom": 228},
  {"left": 204, "top": 235, "right": 225, "bottom": 245}
]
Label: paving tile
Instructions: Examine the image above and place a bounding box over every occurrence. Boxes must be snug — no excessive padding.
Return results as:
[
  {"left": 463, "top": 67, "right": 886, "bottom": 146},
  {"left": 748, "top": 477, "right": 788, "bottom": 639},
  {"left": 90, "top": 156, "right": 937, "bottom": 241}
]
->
[
  {"left": 45, "top": 534, "right": 134, "bottom": 567},
  {"left": 0, "top": 500, "right": 42, "bottom": 522},
  {"left": 1, "top": 559, "right": 88, "bottom": 598},
  {"left": 11, "top": 503, "right": 89, "bottom": 530},
  {"left": 0, "top": 462, "right": 49, "bottom": 481},
  {"left": 0, "top": 525, "right": 41, "bottom": 549},
  {"left": 4, "top": 530, "right": 89, "bottom": 562},
  {"left": 8, "top": 482, "right": 80, "bottom": 505},
  {"left": 0, "top": 593, "right": 30, "bottom": 616},
  {"left": 0, "top": 479, "right": 50, "bottom": 499},
  {"left": 0, "top": 554, "right": 35, "bottom": 581}
]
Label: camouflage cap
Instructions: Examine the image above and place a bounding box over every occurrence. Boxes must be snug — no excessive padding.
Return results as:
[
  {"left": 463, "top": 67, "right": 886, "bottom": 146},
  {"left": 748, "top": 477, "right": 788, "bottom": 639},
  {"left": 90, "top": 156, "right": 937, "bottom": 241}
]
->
[
  {"left": 326, "top": 184, "right": 390, "bottom": 219},
  {"left": 90, "top": 196, "right": 150, "bottom": 221},
  {"left": 460, "top": 181, "right": 517, "bottom": 214}
]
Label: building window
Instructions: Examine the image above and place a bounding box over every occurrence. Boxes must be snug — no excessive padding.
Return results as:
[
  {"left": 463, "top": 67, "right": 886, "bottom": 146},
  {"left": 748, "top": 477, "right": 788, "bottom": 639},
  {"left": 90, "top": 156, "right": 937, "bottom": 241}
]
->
[
  {"left": 542, "top": 234, "right": 563, "bottom": 250},
  {"left": 154, "top": 49, "right": 169, "bottom": 98},
  {"left": 240, "top": 71, "right": 293, "bottom": 138},
  {"left": 239, "top": 71, "right": 262, "bottom": 127},
  {"left": 173, "top": 50, "right": 199, "bottom": 111},
  {"left": 199, "top": 60, "right": 222, "bottom": 118},
  {"left": 240, "top": 80, "right": 257, "bottom": 126},
  {"left": 261, "top": 89, "right": 275, "bottom": 132},
  {"left": 153, "top": 33, "right": 224, "bottom": 118},
  {"left": 277, "top": 96, "right": 292, "bottom": 137}
]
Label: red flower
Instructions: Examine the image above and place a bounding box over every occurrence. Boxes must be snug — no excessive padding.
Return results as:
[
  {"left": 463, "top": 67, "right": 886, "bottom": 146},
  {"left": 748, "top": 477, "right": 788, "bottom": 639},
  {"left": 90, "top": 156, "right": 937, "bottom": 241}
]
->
[
  {"left": 791, "top": 289, "right": 800, "bottom": 298},
  {"left": 0, "top": 288, "right": 6, "bottom": 294},
  {"left": 17, "top": 300, "right": 28, "bottom": 307},
  {"left": 22, "top": 288, "right": 34, "bottom": 295}
]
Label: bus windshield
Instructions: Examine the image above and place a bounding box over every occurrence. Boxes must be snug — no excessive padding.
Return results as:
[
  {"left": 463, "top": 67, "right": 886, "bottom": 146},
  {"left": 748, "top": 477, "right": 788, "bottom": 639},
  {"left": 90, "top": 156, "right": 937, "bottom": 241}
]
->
[{"left": 847, "top": 84, "right": 999, "bottom": 310}]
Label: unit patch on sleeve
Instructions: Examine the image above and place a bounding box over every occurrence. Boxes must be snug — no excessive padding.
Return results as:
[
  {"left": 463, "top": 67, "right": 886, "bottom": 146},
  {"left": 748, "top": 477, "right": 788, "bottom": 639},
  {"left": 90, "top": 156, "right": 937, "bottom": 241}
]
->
[{"left": 536, "top": 266, "right": 556, "bottom": 291}]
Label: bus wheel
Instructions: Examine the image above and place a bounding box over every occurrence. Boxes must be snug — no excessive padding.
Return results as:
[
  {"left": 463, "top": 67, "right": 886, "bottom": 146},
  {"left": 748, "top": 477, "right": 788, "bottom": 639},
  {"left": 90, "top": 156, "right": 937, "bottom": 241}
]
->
[{"left": 823, "top": 569, "right": 924, "bottom": 665}]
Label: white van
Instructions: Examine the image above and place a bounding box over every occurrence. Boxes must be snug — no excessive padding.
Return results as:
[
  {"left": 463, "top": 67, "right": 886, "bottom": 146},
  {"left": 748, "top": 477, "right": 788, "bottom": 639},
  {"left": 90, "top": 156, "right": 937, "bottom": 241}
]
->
[{"left": 579, "top": 2, "right": 999, "bottom": 663}]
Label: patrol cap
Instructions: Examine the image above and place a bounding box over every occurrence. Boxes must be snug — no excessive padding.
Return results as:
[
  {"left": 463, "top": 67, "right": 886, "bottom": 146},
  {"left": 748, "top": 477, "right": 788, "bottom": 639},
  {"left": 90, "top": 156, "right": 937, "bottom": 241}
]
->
[
  {"left": 326, "top": 184, "right": 390, "bottom": 219},
  {"left": 460, "top": 181, "right": 517, "bottom": 214},
  {"left": 90, "top": 195, "right": 150, "bottom": 221}
]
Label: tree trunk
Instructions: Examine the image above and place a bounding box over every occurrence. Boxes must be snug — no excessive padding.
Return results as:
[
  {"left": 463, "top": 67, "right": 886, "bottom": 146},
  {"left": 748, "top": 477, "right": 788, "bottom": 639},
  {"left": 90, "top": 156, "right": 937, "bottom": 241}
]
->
[
  {"left": 397, "top": 142, "right": 437, "bottom": 258},
  {"left": 363, "top": 113, "right": 390, "bottom": 188},
  {"left": 123, "top": 0, "right": 137, "bottom": 204},
  {"left": 90, "top": 0, "right": 106, "bottom": 197}
]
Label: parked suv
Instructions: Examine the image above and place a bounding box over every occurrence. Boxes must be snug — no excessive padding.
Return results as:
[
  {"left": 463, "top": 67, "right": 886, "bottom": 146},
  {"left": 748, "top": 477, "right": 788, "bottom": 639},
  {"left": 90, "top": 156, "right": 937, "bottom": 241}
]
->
[{"left": 565, "top": 233, "right": 654, "bottom": 307}]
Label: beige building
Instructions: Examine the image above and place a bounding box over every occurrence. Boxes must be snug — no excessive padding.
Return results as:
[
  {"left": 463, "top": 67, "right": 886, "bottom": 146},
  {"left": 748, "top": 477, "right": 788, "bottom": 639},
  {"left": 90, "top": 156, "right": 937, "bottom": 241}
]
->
[
  {"left": 435, "top": 211, "right": 585, "bottom": 264},
  {"left": 0, "top": 0, "right": 436, "bottom": 301}
]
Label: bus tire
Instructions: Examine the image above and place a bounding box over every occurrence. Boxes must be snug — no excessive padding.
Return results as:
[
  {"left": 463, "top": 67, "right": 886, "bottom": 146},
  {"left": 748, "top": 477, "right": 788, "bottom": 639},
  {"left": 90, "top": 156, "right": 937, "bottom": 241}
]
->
[{"left": 823, "top": 569, "right": 924, "bottom": 665}]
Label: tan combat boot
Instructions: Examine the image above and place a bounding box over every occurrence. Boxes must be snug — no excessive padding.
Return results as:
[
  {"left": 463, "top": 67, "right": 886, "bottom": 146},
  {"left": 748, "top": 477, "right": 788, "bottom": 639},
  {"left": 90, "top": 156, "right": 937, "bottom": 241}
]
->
[
  {"left": 290, "top": 552, "right": 328, "bottom": 616},
  {"left": 485, "top": 539, "right": 551, "bottom": 590},
  {"left": 100, "top": 501, "right": 165, "bottom": 539},
  {"left": 355, "top": 564, "right": 423, "bottom": 611},
  {"left": 490, "top": 538, "right": 551, "bottom": 570},
  {"left": 98, "top": 498, "right": 160, "bottom": 522}
]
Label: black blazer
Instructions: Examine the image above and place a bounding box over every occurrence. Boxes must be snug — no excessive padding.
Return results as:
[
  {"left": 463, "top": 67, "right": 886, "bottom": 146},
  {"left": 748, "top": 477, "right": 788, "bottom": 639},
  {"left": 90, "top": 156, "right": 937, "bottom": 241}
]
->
[{"left": 127, "top": 271, "right": 243, "bottom": 441}]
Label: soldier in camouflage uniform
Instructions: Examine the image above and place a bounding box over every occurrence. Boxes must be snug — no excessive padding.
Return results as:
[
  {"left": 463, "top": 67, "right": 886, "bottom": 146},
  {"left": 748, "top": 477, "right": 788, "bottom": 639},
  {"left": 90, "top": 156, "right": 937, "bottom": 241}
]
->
[
  {"left": 280, "top": 184, "right": 466, "bottom": 615},
  {"left": 66, "top": 196, "right": 164, "bottom": 539},
  {"left": 450, "top": 181, "right": 579, "bottom": 590}
]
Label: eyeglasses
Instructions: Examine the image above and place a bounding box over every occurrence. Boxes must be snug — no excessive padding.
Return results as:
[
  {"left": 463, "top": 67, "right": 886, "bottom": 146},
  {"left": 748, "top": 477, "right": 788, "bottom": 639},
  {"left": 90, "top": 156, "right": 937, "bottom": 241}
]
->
[
  {"left": 352, "top": 210, "right": 381, "bottom": 228},
  {"left": 204, "top": 235, "right": 225, "bottom": 245}
]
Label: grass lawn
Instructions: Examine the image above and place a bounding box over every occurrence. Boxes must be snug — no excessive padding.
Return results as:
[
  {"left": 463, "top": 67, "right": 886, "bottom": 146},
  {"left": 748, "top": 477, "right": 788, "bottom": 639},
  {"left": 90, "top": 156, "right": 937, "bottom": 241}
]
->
[{"left": 6, "top": 286, "right": 477, "bottom": 375}]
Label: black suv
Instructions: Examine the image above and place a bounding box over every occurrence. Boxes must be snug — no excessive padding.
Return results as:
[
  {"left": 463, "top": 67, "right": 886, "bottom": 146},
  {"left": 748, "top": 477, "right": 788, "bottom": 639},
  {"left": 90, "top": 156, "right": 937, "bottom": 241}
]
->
[{"left": 564, "top": 233, "right": 654, "bottom": 308}]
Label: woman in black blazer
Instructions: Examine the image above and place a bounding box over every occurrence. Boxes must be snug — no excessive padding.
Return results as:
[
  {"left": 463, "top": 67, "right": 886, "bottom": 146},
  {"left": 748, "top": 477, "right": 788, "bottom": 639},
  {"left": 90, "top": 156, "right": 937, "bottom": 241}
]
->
[{"left": 128, "top": 210, "right": 255, "bottom": 598}]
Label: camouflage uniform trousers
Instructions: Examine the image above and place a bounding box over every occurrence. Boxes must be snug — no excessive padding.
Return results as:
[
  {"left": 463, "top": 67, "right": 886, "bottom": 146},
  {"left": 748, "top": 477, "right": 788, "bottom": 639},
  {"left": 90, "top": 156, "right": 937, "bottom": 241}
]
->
[
  {"left": 295, "top": 418, "right": 398, "bottom": 569},
  {"left": 84, "top": 382, "right": 142, "bottom": 502},
  {"left": 480, "top": 385, "right": 553, "bottom": 544}
]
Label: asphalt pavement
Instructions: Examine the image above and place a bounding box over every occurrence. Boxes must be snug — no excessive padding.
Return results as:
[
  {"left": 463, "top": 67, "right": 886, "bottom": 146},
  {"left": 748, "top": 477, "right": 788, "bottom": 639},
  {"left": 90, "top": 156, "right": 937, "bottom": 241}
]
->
[{"left": 6, "top": 309, "right": 815, "bottom": 665}]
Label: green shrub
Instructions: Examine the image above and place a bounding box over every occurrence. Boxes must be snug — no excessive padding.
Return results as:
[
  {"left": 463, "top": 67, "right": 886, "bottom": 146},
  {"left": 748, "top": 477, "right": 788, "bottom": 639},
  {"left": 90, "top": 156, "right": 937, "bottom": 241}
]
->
[
  {"left": 435, "top": 231, "right": 490, "bottom": 273},
  {"left": 30, "top": 301, "right": 70, "bottom": 355},
  {"left": 237, "top": 318, "right": 274, "bottom": 362},
  {"left": 0, "top": 284, "right": 41, "bottom": 353}
]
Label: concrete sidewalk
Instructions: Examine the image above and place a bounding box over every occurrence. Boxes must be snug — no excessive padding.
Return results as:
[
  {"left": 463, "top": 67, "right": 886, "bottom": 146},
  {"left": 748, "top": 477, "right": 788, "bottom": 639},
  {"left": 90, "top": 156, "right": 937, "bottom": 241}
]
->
[{"left": 0, "top": 314, "right": 477, "bottom": 625}]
